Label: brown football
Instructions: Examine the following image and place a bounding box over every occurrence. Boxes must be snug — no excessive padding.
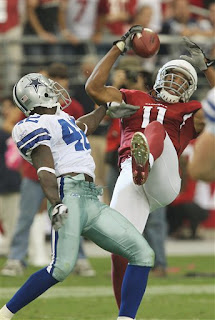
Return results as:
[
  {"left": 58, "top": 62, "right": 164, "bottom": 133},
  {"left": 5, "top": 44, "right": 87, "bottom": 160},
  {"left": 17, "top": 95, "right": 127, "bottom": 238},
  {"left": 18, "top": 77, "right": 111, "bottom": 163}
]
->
[{"left": 132, "top": 28, "right": 160, "bottom": 58}]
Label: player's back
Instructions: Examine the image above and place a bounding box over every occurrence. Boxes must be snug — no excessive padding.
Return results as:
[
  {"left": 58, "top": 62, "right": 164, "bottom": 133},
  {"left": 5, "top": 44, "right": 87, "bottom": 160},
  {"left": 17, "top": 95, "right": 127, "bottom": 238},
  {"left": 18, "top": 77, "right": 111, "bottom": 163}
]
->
[
  {"left": 119, "top": 89, "right": 201, "bottom": 165},
  {"left": 12, "top": 110, "right": 95, "bottom": 178}
]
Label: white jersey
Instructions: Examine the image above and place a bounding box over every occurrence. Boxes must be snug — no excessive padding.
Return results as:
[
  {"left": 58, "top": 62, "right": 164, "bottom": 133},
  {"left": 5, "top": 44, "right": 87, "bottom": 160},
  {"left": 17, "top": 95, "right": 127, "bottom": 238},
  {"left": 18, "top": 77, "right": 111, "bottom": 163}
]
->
[
  {"left": 202, "top": 87, "right": 215, "bottom": 136},
  {"left": 12, "top": 110, "right": 95, "bottom": 179}
]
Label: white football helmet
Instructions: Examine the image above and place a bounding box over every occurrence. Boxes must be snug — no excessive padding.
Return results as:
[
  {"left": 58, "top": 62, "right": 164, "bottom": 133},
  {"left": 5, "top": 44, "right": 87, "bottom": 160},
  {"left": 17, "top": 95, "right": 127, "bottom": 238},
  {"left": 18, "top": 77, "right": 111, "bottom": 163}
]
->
[
  {"left": 153, "top": 59, "right": 198, "bottom": 103},
  {"left": 13, "top": 73, "right": 71, "bottom": 116}
]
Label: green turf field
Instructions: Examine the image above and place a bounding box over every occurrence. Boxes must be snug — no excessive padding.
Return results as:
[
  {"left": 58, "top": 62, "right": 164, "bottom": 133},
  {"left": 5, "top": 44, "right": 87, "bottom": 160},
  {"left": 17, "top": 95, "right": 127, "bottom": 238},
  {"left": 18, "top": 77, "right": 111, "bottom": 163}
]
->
[{"left": 0, "top": 255, "right": 214, "bottom": 320}]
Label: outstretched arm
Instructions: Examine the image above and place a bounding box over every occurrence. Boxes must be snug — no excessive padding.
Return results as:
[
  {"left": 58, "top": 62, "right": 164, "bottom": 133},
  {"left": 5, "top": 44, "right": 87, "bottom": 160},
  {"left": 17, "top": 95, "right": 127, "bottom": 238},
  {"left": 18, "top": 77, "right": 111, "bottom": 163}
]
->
[
  {"left": 76, "top": 105, "right": 107, "bottom": 135},
  {"left": 203, "top": 67, "right": 215, "bottom": 88},
  {"left": 76, "top": 103, "right": 140, "bottom": 135},
  {"left": 85, "top": 25, "right": 143, "bottom": 105},
  {"left": 180, "top": 37, "right": 215, "bottom": 87},
  {"left": 85, "top": 46, "right": 123, "bottom": 105}
]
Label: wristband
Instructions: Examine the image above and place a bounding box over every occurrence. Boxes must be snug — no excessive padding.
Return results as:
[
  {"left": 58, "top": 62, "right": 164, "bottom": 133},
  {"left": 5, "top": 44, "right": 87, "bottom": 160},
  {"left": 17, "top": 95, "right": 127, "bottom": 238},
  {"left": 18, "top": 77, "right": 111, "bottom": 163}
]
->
[
  {"left": 206, "top": 59, "right": 215, "bottom": 68},
  {"left": 37, "top": 167, "right": 56, "bottom": 175},
  {"left": 113, "top": 40, "right": 125, "bottom": 53}
]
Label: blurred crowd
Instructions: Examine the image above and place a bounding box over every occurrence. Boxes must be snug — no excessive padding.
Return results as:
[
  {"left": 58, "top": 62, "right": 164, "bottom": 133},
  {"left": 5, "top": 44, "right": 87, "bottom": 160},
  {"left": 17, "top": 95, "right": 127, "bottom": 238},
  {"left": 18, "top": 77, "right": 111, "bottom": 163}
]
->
[
  {"left": 0, "top": 0, "right": 214, "bottom": 93},
  {"left": 0, "top": 0, "right": 214, "bottom": 278}
]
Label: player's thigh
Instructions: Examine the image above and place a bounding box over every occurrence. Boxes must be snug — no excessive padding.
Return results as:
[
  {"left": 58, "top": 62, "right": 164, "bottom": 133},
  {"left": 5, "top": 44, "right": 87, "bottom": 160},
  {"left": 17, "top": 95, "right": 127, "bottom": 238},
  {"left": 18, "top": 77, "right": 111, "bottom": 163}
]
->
[
  {"left": 110, "top": 158, "right": 150, "bottom": 233},
  {"left": 47, "top": 197, "right": 83, "bottom": 281},
  {"left": 83, "top": 205, "right": 154, "bottom": 267},
  {"left": 144, "top": 133, "right": 181, "bottom": 212}
]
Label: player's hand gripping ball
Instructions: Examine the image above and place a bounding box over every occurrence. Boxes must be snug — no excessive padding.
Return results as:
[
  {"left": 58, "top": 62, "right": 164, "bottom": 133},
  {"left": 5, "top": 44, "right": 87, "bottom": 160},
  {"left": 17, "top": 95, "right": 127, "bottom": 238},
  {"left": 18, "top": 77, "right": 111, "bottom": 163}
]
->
[{"left": 132, "top": 28, "right": 160, "bottom": 58}]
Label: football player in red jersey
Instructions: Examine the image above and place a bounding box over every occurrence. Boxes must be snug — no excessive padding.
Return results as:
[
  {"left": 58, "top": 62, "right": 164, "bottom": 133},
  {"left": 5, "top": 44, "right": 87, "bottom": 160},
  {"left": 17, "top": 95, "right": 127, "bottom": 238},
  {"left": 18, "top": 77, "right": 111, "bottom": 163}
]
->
[{"left": 86, "top": 26, "right": 215, "bottom": 308}]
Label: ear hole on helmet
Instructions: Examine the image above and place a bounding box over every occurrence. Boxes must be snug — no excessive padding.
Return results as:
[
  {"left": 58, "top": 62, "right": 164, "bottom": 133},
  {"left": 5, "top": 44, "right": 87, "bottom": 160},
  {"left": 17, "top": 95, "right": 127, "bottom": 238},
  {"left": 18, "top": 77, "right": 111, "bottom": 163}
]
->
[{"left": 44, "top": 93, "right": 49, "bottom": 97}]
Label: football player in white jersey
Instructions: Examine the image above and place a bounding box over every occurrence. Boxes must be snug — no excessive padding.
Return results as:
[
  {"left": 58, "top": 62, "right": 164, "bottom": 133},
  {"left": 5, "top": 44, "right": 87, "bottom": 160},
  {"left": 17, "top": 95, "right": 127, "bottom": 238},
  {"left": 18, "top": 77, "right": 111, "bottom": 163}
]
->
[
  {"left": 188, "top": 87, "right": 215, "bottom": 181},
  {"left": 180, "top": 38, "right": 215, "bottom": 182},
  {"left": 0, "top": 72, "right": 152, "bottom": 320}
]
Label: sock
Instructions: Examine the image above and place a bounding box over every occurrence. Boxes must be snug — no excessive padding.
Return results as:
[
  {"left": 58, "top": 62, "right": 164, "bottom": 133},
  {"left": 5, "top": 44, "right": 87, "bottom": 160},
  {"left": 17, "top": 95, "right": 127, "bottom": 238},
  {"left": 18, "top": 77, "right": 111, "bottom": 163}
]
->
[
  {"left": 6, "top": 267, "right": 58, "bottom": 314},
  {"left": 111, "top": 254, "right": 128, "bottom": 309},
  {"left": 144, "top": 121, "right": 166, "bottom": 164},
  {"left": 0, "top": 305, "right": 14, "bottom": 319},
  {"left": 119, "top": 265, "right": 151, "bottom": 319}
]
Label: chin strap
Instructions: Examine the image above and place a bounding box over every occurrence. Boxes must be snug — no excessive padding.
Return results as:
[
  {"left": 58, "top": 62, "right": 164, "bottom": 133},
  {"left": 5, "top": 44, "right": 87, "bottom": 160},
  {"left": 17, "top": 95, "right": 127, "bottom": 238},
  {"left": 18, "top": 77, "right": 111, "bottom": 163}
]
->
[{"left": 159, "top": 89, "right": 180, "bottom": 104}]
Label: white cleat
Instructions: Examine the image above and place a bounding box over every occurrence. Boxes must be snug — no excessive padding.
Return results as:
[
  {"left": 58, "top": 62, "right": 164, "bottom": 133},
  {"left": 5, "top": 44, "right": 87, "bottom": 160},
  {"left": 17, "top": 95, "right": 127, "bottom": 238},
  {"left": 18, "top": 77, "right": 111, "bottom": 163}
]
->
[{"left": 0, "top": 305, "right": 14, "bottom": 319}]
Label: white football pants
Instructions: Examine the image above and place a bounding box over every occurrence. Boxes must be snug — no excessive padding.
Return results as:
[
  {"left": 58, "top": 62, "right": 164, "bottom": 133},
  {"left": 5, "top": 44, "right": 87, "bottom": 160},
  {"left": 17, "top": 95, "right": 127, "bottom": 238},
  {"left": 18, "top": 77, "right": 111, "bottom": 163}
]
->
[{"left": 111, "top": 133, "right": 181, "bottom": 233}]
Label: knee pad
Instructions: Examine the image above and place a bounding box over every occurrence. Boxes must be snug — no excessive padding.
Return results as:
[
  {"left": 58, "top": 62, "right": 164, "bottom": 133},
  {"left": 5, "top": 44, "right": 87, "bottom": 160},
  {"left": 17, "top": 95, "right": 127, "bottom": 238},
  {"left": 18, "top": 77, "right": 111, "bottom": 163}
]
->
[
  {"left": 129, "top": 238, "right": 155, "bottom": 267},
  {"left": 52, "top": 261, "right": 74, "bottom": 282}
]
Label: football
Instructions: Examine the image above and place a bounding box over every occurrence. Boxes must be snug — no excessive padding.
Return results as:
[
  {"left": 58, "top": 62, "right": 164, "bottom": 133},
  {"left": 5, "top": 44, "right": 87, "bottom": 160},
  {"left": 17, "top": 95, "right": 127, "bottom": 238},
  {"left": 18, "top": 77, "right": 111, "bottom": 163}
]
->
[{"left": 132, "top": 28, "right": 160, "bottom": 58}]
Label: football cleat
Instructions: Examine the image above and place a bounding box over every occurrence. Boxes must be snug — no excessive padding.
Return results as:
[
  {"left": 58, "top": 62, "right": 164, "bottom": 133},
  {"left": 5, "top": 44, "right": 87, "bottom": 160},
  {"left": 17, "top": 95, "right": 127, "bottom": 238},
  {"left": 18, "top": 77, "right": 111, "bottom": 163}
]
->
[{"left": 131, "top": 132, "right": 150, "bottom": 185}]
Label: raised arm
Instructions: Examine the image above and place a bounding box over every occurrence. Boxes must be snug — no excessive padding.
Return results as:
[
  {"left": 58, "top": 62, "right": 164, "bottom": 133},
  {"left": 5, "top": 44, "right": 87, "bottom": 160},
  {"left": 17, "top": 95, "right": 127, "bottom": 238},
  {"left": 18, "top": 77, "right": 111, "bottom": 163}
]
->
[
  {"left": 180, "top": 37, "right": 215, "bottom": 87},
  {"left": 181, "top": 37, "right": 215, "bottom": 132},
  {"left": 85, "top": 25, "right": 143, "bottom": 105},
  {"left": 203, "top": 66, "right": 215, "bottom": 88},
  {"left": 85, "top": 46, "right": 123, "bottom": 105}
]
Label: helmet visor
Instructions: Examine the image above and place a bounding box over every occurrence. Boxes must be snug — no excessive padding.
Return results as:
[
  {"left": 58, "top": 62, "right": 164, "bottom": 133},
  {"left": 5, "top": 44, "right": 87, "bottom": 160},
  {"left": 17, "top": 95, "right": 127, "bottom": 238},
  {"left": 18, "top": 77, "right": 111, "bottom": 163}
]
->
[{"left": 51, "top": 81, "right": 71, "bottom": 109}]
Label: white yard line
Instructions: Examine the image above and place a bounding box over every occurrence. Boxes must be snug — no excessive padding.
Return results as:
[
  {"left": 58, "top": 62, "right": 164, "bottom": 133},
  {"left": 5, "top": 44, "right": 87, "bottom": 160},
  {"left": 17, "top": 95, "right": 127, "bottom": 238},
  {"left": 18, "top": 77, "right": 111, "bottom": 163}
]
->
[{"left": 0, "top": 284, "right": 214, "bottom": 300}]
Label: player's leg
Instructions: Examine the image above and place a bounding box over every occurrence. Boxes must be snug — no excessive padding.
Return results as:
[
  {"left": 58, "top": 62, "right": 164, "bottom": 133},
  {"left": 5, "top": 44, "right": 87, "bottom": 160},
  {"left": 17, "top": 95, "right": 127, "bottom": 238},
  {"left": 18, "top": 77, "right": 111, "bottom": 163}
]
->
[
  {"left": 131, "top": 121, "right": 166, "bottom": 185},
  {"left": 111, "top": 253, "right": 127, "bottom": 308},
  {"left": 144, "top": 132, "right": 181, "bottom": 212},
  {"left": 83, "top": 203, "right": 154, "bottom": 319},
  {"left": 110, "top": 159, "right": 150, "bottom": 308},
  {"left": 0, "top": 177, "right": 82, "bottom": 318},
  {"left": 111, "top": 158, "right": 150, "bottom": 232}
]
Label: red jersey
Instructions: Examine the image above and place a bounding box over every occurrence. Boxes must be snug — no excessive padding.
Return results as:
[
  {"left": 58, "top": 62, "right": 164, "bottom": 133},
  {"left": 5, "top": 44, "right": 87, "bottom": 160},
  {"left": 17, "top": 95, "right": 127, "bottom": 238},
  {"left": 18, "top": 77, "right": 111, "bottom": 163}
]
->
[
  {"left": 106, "top": 118, "right": 121, "bottom": 152},
  {"left": 119, "top": 89, "right": 202, "bottom": 165}
]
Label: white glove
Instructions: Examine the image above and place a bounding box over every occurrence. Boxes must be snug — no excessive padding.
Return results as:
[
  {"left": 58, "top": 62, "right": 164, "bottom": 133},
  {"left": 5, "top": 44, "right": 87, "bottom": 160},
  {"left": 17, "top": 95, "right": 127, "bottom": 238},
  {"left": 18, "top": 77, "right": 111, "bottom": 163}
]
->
[
  {"left": 52, "top": 203, "right": 68, "bottom": 231},
  {"left": 113, "top": 25, "right": 143, "bottom": 54},
  {"left": 180, "top": 37, "right": 215, "bottom": 71},
  {"left": 106, "top": 102, "right": 140, "bottom": 118}
]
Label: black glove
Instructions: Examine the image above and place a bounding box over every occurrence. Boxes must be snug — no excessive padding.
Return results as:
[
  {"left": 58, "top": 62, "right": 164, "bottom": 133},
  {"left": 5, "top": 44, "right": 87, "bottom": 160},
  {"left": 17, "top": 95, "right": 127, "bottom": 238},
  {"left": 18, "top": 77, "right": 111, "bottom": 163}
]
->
[
  {"left": 180, "top": 37, "right": 215, "bottom": 71},
  {"left": 52, "top": 203, "right": 68, "bottom": 231},
  {"left": 113, "top": 25, "right": 143, "bottom": 55},
  {"left": 106, "top": 101, "right": 140, "bottom": 118}
]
